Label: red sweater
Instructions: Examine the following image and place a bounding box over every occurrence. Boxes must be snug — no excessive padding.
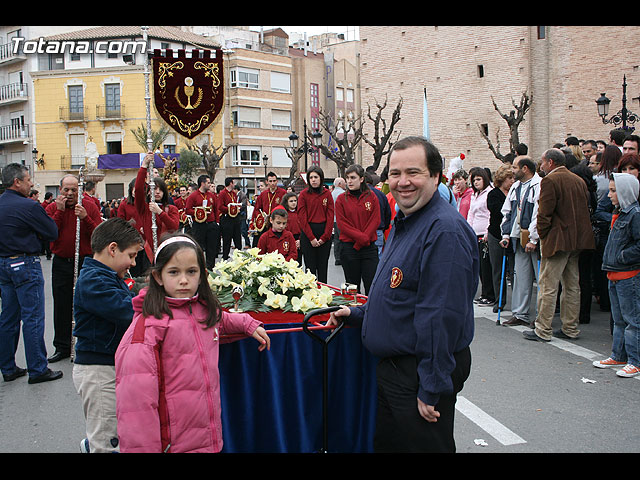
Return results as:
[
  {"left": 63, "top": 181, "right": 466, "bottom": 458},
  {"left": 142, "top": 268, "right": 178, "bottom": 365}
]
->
[
  {"left": 258, "top": 228, "right": 298, "bottom": 261},
  {"left": 218, "top": 187, "right": 239, "bottom": 217},
  {"left": 335, "top": 189, "right": 380, "bottom": 250},
  {"left": 83, "top": 193, "right": 102, "bottom": 214},
  {"left": 185, "top": 188, "right": 219, "bottom": 223},
  {"left": 284, "top": 208, "right": 301, "bottom": 236},
  {"left": 134, "top": 167, "right": 180, "bottom": 243},
  {"left": 251, "top": 187, "right": 286, "bottom": 226},
  {"left": 46, "top": 197, "right": 102, "bottom": 258},
  {"left": 297, "top": 187, "right": 334, "bottom": 243}
]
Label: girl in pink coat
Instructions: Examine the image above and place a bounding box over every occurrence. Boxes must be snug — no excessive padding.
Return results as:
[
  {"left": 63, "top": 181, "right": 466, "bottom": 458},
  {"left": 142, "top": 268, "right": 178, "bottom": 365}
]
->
[{"left": 115, "top": 234, "right": 270, "bottom": 453}]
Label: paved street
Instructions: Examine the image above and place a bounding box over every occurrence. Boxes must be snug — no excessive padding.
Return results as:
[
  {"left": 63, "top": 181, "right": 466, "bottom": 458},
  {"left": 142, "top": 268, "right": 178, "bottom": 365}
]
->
[{"left": 1, "top": 247, "right": 638, "bottom": 453}]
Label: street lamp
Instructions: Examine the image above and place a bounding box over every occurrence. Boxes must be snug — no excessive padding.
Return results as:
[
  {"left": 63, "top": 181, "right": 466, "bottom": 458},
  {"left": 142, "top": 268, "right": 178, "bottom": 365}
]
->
[
  {"left": 596, "top": 75, "right": 639, "bottom": 133},
  {"left": 289, "top": 119, "right": 322, "bottom": 173},
  {"left": 262, "top": 154, "right": 268, "bottom": 179}
]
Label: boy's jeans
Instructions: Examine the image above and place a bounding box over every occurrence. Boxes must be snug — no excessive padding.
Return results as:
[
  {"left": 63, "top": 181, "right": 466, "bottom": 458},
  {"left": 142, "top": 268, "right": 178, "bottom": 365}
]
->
[{"left": 608, "top": 274, "right": 640, "bottom": 367}]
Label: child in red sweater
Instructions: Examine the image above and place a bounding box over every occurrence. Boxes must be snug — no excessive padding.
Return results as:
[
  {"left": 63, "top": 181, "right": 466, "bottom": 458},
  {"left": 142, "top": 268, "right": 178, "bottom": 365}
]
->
[
  {"left": 257, "top": 208, "right": 298, "bottom": 262},
  {"left": 281, "top": 192, "right": 301, "bottom": 261}
]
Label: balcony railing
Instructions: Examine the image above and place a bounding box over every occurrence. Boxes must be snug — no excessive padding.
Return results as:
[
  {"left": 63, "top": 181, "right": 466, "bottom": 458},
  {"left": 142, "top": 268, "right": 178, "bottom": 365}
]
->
[
  {"left": 0, "top": 123, "right": 29, "bottom": 143},
  {"left": 60, "top": 155, "right": 86, "bottom": 170},
  {"left": 0, "top": 83, "right": 28, "bottom": 102},
  {"left": 96, "top": 104, "right": 125, "bottom": 120},
  {"left": 0, "top": 41, "right": 26, "bottom": 63},
  {"left": 59, "top": 105, "right": 87, "bottom": 123}
]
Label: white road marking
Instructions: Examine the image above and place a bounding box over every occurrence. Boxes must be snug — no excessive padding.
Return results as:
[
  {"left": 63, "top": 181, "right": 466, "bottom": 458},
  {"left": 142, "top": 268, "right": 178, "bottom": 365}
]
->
[
  {"left": 477, "top": 306, "right": 640, "bottom": 380},
  {"left": 456, "top": 396, "right": 527, "bottom": 446}
]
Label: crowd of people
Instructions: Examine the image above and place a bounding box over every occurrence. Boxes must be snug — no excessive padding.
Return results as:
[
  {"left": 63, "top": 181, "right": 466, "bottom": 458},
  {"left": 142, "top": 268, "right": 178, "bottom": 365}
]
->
[
  {"left": 1, "top": 127, "right": 639, "bottom": 453},
  {"left": 448, "top": 129, "right": 640, "bottom": 381}
]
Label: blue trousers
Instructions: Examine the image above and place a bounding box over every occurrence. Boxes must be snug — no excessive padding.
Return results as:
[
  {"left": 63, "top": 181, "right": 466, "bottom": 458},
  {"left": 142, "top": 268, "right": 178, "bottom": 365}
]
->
[
  {"left": 0, "top": 255, "right": 48, "bottom": 377},
  {"left": 609, "top": 274, "right": 640, "bottom": 367}
]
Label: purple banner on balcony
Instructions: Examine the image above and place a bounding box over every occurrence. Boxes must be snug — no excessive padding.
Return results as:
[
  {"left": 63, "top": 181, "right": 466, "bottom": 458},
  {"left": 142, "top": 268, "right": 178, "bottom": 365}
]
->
[{"left": 97, "top": 153, "right": 180, "bottom": 170}]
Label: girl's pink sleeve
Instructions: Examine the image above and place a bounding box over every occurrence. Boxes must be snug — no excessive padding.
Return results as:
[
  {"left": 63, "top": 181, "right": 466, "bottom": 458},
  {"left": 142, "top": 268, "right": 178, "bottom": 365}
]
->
[{"left": 218, "top": 311, "right": 262, "bottom": 343}]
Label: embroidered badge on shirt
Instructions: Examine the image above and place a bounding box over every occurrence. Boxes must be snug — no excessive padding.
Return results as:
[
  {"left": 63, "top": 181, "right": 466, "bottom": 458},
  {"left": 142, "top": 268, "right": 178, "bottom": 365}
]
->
[
  {"left": 390, "top": 267, "right": 403, "bottom": 288},
  {"left": 282, "top": 241, "right": 290, "bottom": 252},
  {"left": 365, "top": 201, "right": 372, "bottom": 211}
]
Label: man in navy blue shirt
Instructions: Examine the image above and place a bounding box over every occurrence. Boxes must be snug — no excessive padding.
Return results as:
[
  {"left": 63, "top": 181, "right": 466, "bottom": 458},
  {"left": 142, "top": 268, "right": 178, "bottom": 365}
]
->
[
  {"left": 329, "top": 136, "right": 478, "bottom": 452},
  {"left": 0, "top": 163, "right": 62, "bottom": 384}
]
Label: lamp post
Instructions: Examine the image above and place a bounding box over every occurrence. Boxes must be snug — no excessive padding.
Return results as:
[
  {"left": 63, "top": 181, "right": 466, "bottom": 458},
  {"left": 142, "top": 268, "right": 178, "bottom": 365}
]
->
[
  {"left": 596, "top": 75, "right": 639, "bottom": 133},
  {"left": 262, "top": 154, "right": 268, "bottom": 179},
  {"left": 289, "top": 119, "right": 322, "bottom": 173}
]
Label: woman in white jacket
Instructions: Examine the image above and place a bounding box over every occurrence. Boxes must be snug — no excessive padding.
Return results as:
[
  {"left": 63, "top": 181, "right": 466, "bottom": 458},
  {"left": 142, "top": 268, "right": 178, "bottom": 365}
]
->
[{"left": 468, "top": 167, "right": 495, "bottom": 306}]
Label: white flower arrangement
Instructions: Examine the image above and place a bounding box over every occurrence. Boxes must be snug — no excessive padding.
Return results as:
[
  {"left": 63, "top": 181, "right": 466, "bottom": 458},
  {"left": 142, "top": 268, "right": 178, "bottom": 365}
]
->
[{"left": 208, "top": 248, "right": 350, "bottom": 314}]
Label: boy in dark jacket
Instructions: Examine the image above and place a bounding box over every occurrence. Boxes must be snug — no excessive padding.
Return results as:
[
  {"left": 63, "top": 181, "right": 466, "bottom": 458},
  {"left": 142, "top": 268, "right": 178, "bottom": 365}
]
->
[{"left": 72, "top": 217, "right": 143, "bottom": 452}]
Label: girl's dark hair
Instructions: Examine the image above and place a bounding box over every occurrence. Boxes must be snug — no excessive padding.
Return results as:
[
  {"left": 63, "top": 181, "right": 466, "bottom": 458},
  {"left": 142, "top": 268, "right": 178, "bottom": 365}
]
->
[
  {"left": 599, "top": 144, "right": 622, "bottom": 176},
  {"left": 469, "top": 167, "right": 491, "bottom": 192},
  {"left": 306, "top": 165, "right": 326, "bottom": 193},
  {"left": 147, "top": 177, "right": 170, "bottom": 207},
  {"left": 143, "top": 232, "right": 222, "bottom": 329},
  {"left": 127, "top": 178, "right": 136, "bottom": 205},
  {"left": 281, "top": 192, "right": 297, "bottom": 211},
  {"left": 345, "top": 164, "right": 370, "bottom": 194}
]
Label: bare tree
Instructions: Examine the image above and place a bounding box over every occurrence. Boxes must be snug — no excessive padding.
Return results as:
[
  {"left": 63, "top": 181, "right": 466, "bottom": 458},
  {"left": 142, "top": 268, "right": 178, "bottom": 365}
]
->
[
  {"left": 363, "top": 95, "right": 403, "bottom": 172},
  {"left": 478, "top": 90, "right": 532, "bottom": 162},
  {"left": 185, "top": 141, "right": 230, "bottom": 181},
  {"left": 315, "top": 108, "right": 365, "bottom": 177},
  {"left": 283, "top": 147, "right": 303, "bottom": 188}
]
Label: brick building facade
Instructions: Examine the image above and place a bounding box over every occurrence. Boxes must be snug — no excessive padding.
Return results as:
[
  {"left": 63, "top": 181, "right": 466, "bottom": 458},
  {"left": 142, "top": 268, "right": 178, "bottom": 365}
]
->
[{"left": 359, "top": 26, "right": 640, "bottom": 173}]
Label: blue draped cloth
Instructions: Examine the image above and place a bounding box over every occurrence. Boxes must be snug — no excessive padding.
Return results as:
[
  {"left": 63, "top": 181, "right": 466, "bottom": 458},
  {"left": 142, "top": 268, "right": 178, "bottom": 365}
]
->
[{"left": 219, "top": 323, "right": 377, "bottom": 453}]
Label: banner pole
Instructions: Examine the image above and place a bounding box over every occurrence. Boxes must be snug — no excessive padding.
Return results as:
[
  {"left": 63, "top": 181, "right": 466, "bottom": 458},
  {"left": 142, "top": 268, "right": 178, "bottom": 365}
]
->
[{"left": 141, "top": 25, "right": 158, "bottom": 257}]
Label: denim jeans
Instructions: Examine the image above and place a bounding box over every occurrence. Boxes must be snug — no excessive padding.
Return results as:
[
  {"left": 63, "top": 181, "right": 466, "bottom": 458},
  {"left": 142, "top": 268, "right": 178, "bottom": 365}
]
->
[
  {"left": 0, "top": 255, "right": 48, "bottom": 377},
  {"left": 608, "top": 274, "right": 640, "bottom": 367}
]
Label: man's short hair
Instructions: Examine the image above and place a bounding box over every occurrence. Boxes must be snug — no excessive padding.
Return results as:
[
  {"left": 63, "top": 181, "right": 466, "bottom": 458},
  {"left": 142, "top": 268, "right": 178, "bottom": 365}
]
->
[
  {"left": 516, "top": 156, "right": 537, "bottom": 173},
  {"left": 610, "top": 128, "right": 627, "bottom": 146},
  {"left": 91, "top": 217, "right": 143, "bottom": 254},
  {"left": 197, "top": 174, "right": 210, "bottom": 187},
  {"left": 389, "top": 135, "right": 443, "bottom": 179},
  {"left": 224, "top": 177, "right": 234, "bottom": 187},
  {"left": 543, "top": 148, "right": 566, "bottom": 167},
  {"left": 624, "top": 134, "right": 640, "bottom": 148},
  {"left": 515, "top": 143, "right": 528, "bottom": 155},
  {"left": 1, "top": 163, "right": 28, "bottom": 187}
]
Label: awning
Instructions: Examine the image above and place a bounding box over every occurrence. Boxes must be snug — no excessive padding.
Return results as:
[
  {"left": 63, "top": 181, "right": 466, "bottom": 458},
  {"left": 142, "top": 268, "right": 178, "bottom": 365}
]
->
[{"left": 97, "top": 153, "right": 180, "bottom": 170}]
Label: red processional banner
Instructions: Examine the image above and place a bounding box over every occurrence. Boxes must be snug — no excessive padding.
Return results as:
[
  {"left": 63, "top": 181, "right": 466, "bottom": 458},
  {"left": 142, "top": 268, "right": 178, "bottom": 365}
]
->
[{"left": 152, "top": 48, "right": 224, "bottom": 139}]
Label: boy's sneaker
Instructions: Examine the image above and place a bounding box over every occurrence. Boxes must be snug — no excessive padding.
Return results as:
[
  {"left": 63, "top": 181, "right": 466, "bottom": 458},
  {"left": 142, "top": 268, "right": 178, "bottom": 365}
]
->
[
  {"left": 616, "top": 364, "right": 640, "bottom": 378},
  {"left": 80, "top": 438, "right": 90, "bottom": 453},
  {"left": 593, "top": 357, "right": 626, "bottom": 369}
]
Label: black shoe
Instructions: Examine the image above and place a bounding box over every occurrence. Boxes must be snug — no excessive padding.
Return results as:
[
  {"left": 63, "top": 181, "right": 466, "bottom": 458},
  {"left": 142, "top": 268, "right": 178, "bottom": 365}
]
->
[
  {"left": 522, "top": 329, "right": 550, "bottom": 342},
  {"left": 473, "top": 296, "right": 487, "bottom": 304},
  {"left": 553, "top": 329, "right": 579, "bottom": 340},
  {"left": 47, "top": 351, "right": 70, "bottom": 363},
  {"left": 28, "top": 368, "right": 63, "bottom": 384},
  {"left": 3, "top": 366, "right": 27, "bottom": 382}
]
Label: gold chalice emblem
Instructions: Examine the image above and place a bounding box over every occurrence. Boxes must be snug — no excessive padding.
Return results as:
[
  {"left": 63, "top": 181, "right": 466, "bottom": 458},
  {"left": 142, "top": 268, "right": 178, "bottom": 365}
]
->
[{"left": 184, "top": 77, "right": 195, "bottom": 110}]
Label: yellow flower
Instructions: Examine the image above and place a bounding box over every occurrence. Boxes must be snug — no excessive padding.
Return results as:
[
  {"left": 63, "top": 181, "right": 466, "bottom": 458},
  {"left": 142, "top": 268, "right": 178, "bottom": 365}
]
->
[
  {"left": 291, "top": 295, "right": 316, "bottom": 313},
  {"left": 264, "top": 291, "right": 288, "bottom": 310}
]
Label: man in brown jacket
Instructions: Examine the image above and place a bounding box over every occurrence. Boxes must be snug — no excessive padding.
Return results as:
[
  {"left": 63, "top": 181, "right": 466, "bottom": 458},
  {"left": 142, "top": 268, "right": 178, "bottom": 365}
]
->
[{"left": 523, "top": 148, "right": 595, "bottom": 342}]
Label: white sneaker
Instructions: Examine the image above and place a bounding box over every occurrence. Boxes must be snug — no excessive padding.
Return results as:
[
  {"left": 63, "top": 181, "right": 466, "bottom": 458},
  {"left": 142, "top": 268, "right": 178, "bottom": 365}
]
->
[
  {"left": 80, "top": 438, "right": 90, "bottom": 453},
  {"left": 616, "top": 364, "right": 640, "bottom": 378},
  {"left": 593, "top": 357, "right": 626, "bottom": 369}
]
